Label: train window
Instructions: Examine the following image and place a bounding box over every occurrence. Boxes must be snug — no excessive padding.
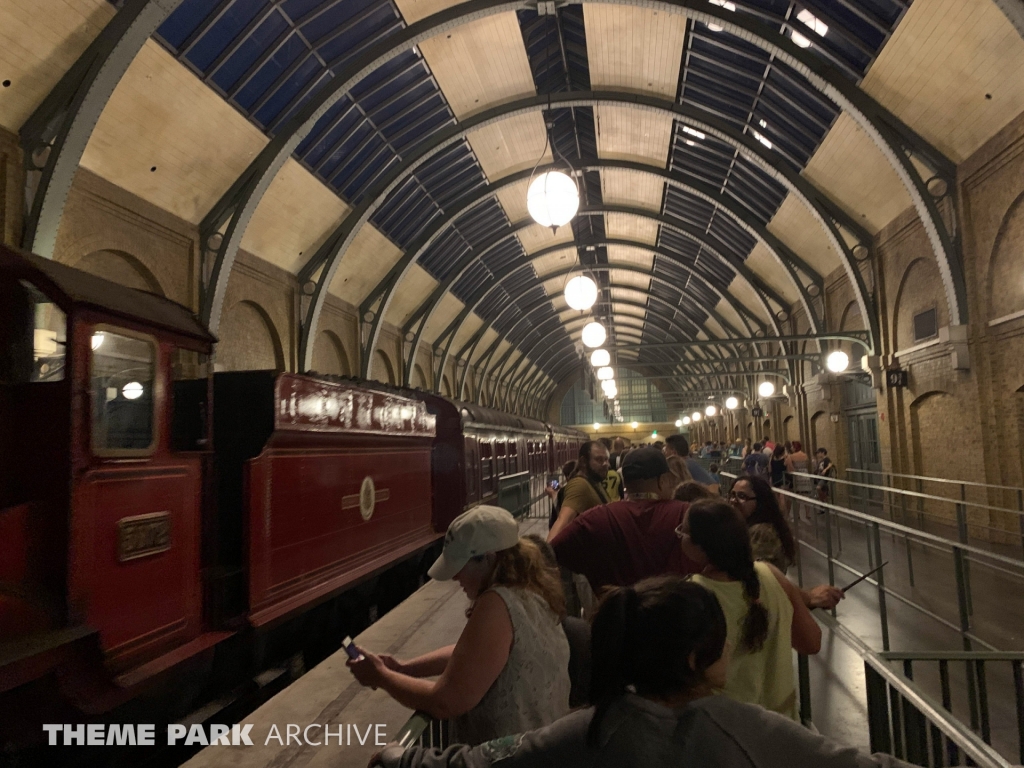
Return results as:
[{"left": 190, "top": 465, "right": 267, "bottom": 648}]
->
[
  {"left": 91, "top": 329, "right": 157, "bottom": 454},
  {"left": 171, "top": 348, "right": 209, "bottom": 451},
  {"left": 0, "top": 279, "right": 66, "bottom": 384}
]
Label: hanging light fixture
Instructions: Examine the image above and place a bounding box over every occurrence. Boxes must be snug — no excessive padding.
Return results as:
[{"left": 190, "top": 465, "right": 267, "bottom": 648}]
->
[
  {"left": 582, "top": 321, "right": 606, "bottom": 348},
  {"left": 826, "top": 350, "right": 850, "bottom": 373},
  {"left": 564, "top": 274, "right": 598, "bottom": 311},
  {"left": 590, "top": 348, "right": 610, "bottom": 367},
  {"left": 682, "top": 416, "right": 691, "bottom": 425},
  {"left": 674, "top": 419, "right": 683, "bottom": 428},
  {"left": 691, "top": 412, "right": 702, "bottom": 422},
  {"left": 758, "top": 381, "right": 776, "bottom": 398},
  {"left": 597, "top": 366, "right": 615, "bottom": 381},
  {"left": 122, "top": 382, "right": 144, "bottom": 400},
  {"left": 527, "top": 171, "right": 579, "bottom": 230},
  {"left": 601, "top": 378, "right": 617, "bottom": 393},
  {"left": 725, "top": 396, "right": 739, "bottom": 410},
  {"left": 705, "top": 405, "right": 717, "bottom": 417},
  {"left": 602, "top": 383, "right": 618, "bottom": 398}
]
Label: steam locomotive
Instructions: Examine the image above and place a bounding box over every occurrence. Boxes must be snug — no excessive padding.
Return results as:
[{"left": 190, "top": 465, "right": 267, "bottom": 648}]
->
[{"left": 0, "top": 244, "right": 585, "bottom": 747}]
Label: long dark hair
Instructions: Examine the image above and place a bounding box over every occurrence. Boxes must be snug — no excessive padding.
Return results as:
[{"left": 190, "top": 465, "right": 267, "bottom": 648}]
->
[
  {"left": 587, "top": 577, "right": 727, "bottom": 746},
  {"left": 738, "top": 475, "right": 796, "bottom": 564},
  {"left": 686, "top": 499, "right": 770, "bottom": 653}
]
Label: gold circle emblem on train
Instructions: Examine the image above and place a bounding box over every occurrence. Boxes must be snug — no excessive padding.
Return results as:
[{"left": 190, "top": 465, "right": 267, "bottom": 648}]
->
[{"left": 359, "top": 476, "right": 375, "bottom": 521}]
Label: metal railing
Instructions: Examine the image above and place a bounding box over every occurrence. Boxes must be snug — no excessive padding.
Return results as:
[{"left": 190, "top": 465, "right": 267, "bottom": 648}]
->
[{"left": 786, "top": 470, "right": 1024, "bottom": 561}]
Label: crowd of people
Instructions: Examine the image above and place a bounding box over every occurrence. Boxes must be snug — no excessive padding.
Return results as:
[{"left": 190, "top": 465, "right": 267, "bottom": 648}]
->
[{"left": 345, "top": 434, "right": 912, "bottom": 768}]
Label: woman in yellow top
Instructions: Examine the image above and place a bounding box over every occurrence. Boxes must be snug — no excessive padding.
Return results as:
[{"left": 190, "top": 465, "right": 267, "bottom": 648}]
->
[{"left": 677, "top": 499, "right": 821, "bottom": 719}]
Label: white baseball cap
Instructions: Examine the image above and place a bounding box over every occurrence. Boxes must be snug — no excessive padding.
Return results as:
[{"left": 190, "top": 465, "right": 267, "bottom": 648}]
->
[{"left": 428, "top": 505, "right": 520, "bottom": 581}]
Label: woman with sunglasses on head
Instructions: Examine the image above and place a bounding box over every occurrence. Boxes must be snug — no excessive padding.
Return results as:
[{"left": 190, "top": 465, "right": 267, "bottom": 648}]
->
[
  {"left": 373, "top": 576, "right": 912, "bottom": 768},
  {"left": 729, "top": 475, "right": 843, "bottom": 610},
  {"left": 679, "top": 499, "right": 820, "bottom": 719}
]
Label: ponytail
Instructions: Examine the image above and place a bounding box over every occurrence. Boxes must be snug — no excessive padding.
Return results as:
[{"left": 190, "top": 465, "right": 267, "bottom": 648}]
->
[
  {"left": 586, "top": 578, "right": 727, "bottom": 747},
  {"left": 587, "top": 586, "right": 637, "bottom": 747},
  {"left": 686, "top": 499, "right": 770, "bottom": 652}
]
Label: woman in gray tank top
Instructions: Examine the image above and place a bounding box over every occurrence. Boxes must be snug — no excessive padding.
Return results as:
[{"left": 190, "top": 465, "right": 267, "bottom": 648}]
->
[{"left": 347, "top": 505, "right": 570, "bottom": 744}]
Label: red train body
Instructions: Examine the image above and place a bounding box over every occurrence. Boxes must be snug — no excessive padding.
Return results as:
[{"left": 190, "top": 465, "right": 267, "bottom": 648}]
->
[{"left": 0, "top": 245, "right": 585, "bottom": 744}]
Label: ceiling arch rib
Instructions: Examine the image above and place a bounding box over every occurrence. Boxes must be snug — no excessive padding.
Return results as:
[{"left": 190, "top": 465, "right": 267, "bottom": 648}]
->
[
  {"left": 20, "top": 0, "right": 188, "bottom": 258},
  {"left": 431, "top": 252, "right": 771, "bottom": 390},
  {"left": 167, "top": 0, "right": 957, "bottom": 374},
  {"left": 399, "top": 204, "right": 796, "bottom": 384},
  {"left": 299, "top": 90, "right": 872, "bottom": 379}
]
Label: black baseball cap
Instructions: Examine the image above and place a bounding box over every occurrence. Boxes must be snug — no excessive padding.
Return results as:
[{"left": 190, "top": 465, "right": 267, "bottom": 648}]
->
[{"left": 621, "top": 447, "right": 671, "bottom": 483}]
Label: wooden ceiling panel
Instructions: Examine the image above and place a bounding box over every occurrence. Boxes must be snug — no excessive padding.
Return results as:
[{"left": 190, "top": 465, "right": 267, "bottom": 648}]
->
[
  {"left": 744, "top": 242, "right": 801, "bottom": 307},
  {"left": 766, "top": 193, "right": 842, "bottom": 277},
  {"left": 595, "top": 104, "right": 674, "bottom": 165},
  {"left": 607, "top": 243, "right": 656, "bottom": 271},
  {"left": 862, "top": 0, "right": 1024, "bottom": 163},
  {"left": 419, "top": 13, "right": 536, "bottom": 118},
  {"left": 605, "top": 212, "right": 659, "bottom": 245},
  {"left": 600, "top": 168, "right": 664, "bottom": 211},
  {"left": 452, "top": 310, "right": 485, "bottom": 353},
  {"left": 727, "top": 276, "right": 771, "bottom": 324},
  {"left": 533, "top": 245, "right": 577, "bottom": 278},
  {"left": 611, "top": 286, "right": 649, "bottom": 304},
  {"left": 584, "top": 5, "right": 686, "bottom": 98},
  {"left": 714, "top": 298, "right": 745, "bottom": 336},
  {"left": 518, "top": 222, "right": 574, "bottom": 255},
  {"left": 383, "top": 263, "right": 439, "bottom": 328},
  {"left": 328, "top": 224, "right": 404, "bottom": 305},
  {"left": 613, "top": 302, "right": 647, "bottom": 317},
  {"left": 82, "top": 41, "right": 267, "bottom": 224},
  {"left": 0, "top": 0, "right": 113, "bottom": 131},
  {"left": 803, "top": 113, "right": 912, "bottom": 234},
  {"left": 467, "top": 113, "right": 550, "bottom": 179},
  {"left": 242, "top": 158, "right": 348, "bottom": 274},
  {"left": 470, "top": 327, "right": 501, "bottom": 362},
  {"left": 423, "top": 291, "right": 467, "bottom": 343},
  {"left": 496, "top": 178, "right": 531, "bottom": 222},
  {"left": 609, "top": 267, "right": 651, "bottom": 292},
  {"left": 394, "top": 0, "right": 468, "bottom": 25}
]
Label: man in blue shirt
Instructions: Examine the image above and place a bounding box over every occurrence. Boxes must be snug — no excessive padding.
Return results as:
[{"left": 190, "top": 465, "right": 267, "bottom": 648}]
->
[{"left": 663, "top": 435, "right": 719, "bottom": 496}]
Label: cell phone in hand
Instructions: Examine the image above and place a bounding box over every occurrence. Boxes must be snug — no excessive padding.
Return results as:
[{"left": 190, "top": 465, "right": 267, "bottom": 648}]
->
[
  {"left": 342, "top": 636, "right": 363, "bottom": 661},
  {"left": 548, "top": 480, "right": 559, "bottom": 490}
]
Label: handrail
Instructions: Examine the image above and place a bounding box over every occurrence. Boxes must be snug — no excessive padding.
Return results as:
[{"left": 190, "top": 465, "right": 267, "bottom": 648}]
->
[
  {"left": 787, "top": 471, "right": 1024, "bottom": 519},
  {"left": 847, "top": 467, "right": 1024, "bottom": 495},
  {"left": 393, "top": 712, "right": 432, "bottom": 748},
  {"left": 721, "top": 471, "right": 1024, "bottom": 569},
  {"left": 818, "top": 614, "right": 1013, "bottom": 768}
]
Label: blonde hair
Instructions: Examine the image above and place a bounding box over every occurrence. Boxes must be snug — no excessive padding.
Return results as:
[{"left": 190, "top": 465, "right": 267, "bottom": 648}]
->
[
  {"left": 473, "top": 537, "right": 566, "bottom": 619},
  {"left": 666, "top": 455, "right": 692, "bottom": 484}
]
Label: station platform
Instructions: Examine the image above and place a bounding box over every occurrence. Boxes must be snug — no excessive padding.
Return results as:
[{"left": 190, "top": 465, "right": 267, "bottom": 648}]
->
[
  {"left": 183, "top": 508, "right": 1021, "bottom": 768},
  {"left": 182, "top": 521, "right": 546, "bottom": 768}
]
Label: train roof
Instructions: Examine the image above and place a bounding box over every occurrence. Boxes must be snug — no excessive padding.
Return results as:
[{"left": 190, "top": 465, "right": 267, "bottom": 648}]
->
[
  {"left": 0, "top": 244, "right": 215, "bottom": 345},
  {"left": 455, "top": 401, "right": 549, "bottom": 434}
]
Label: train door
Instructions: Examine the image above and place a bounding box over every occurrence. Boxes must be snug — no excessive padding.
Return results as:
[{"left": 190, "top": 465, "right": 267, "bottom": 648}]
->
[
  {"left": 71, "top": 321, "right": 205, "bottom": 670},
  {"left": 480, "top": 440, "right": 495, "bottom": 498},
  {"left": 464, "top": 435, "right": 480, "bottom": 505},
  {"left": 842, "top": 378, "right": 883, "bottom": 514}
]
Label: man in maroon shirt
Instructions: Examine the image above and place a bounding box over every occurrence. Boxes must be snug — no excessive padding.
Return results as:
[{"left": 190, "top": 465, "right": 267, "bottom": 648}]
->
[{"left": 550, "top": 447, "right": 702, "bottom": 592}]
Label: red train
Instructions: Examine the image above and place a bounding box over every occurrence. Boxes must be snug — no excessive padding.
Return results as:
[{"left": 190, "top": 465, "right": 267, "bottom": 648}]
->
[{"left": 0, "top": 245, "right": 585, "bottom": 746}]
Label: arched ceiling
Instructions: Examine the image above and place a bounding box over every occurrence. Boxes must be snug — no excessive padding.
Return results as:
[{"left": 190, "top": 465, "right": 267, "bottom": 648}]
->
[{"left": 5, "top": 0, "right": 1024, "bottom": 414}]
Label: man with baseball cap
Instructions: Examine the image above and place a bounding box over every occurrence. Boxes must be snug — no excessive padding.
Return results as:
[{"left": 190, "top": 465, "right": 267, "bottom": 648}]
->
[{"left": 549, "top": 448, "right": 702, "bottom": 591}]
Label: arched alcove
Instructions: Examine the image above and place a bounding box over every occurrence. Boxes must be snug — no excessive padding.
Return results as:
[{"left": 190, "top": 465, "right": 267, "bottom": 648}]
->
[
  {"left": 412, "top": 364, "right": 429, "bottom": 390},
  {"left": 374, "top": 349, "right": 396, "bottom": 385},
  {"left": 76, "top": 249, "right": 164, "bottom": 296},
  {"left": 441, "top": 375, "right": 453, "bottom": 398},
  {"left": 312, "top": 330, "right": 351, "bottom": 376},
  {"left": 987, "top": 190, "right": 1024, "bottom": 321},
  {"left": 217, "top": 300, "right": 285, "bottom": 371},
  {"left": 893, "top": 259, "right": 948, "bottom": 353},
  {"left": 909, "top": 391, "right": 958, "bottom": 478}
]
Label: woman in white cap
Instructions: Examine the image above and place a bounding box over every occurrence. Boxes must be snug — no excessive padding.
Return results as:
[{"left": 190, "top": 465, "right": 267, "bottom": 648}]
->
[{"left": 347, "top": 505, "right": 571, "bottom": 744}]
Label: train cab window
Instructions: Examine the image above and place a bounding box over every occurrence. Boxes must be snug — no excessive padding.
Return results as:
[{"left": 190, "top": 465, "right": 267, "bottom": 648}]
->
[
  {"left": 0, "top": 279, "right": 66, "bottom": 384},
  {"left": 495, "top": 441, "right": 506, "bottom": 477},
  {"left": 91, "top": 329, "right": 156, "bottom": 454},
  {"left": 480, "top": 442, "right": 495, "bottom": 495},
  {"left": 171, "top": 348, "right": 210, "bottom": 451},
  {"left": 508, "top": 442, "right": 518, "bottom": 474}
]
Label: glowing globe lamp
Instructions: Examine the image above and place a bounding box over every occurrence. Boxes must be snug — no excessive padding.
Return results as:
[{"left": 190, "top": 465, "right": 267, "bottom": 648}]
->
[
  {"left": 527, "top": 171, "right": 579, "bottom": 228},
  {"left": 597, "top": 366, "right": 615, "bottom": 381},
  {"left": 564, "top": 275, "right": 598, "bottom": 311},
  {"left": 590, "top": 348, "right": 610, "bottom": 367},
  {"left": 758, "top": 381, "right": 776, "bottom": 398},
  {"left": 706, "top": 405, "right": 717, "bottom": 417},
  {"left": 692, "top": 412, "right": 701, "bottom": 422},
  {"left": 826, "top": 350, "right": 850, "bottom": 373},
  {"left": 725, "top": 396, "right": 739, "bottom": 410},
  {"left": 582, "top": 321, "right": 606, "bottom": 348}
]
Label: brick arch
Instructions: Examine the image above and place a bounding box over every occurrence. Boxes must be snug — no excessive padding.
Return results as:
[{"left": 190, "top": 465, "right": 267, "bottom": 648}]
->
[
  {"left": 312, "top": 330, "right": 351, "bottom": 376},
  {"left": 75, "top": 249, "right": 164, "bottom": 296},
  {"left": 908, "top": 390, "right": 955, "bottom": 478},
  {"left": 218, "top": 299, "right": 285, "bottom": 372},
  {"left": 987, "top": 189, "right": 1024, "bottom": 322},
  {"left": 892, "top": 258, "right": 948, "bottom": 353},
  {"left": 374, "top": 349, "right": 396, "bottom": 385}
]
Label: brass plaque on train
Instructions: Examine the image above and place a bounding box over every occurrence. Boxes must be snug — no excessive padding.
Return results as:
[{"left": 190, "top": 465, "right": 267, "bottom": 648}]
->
[{"left": 117, "top": 512, "right": 171, "bottom": 562}]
